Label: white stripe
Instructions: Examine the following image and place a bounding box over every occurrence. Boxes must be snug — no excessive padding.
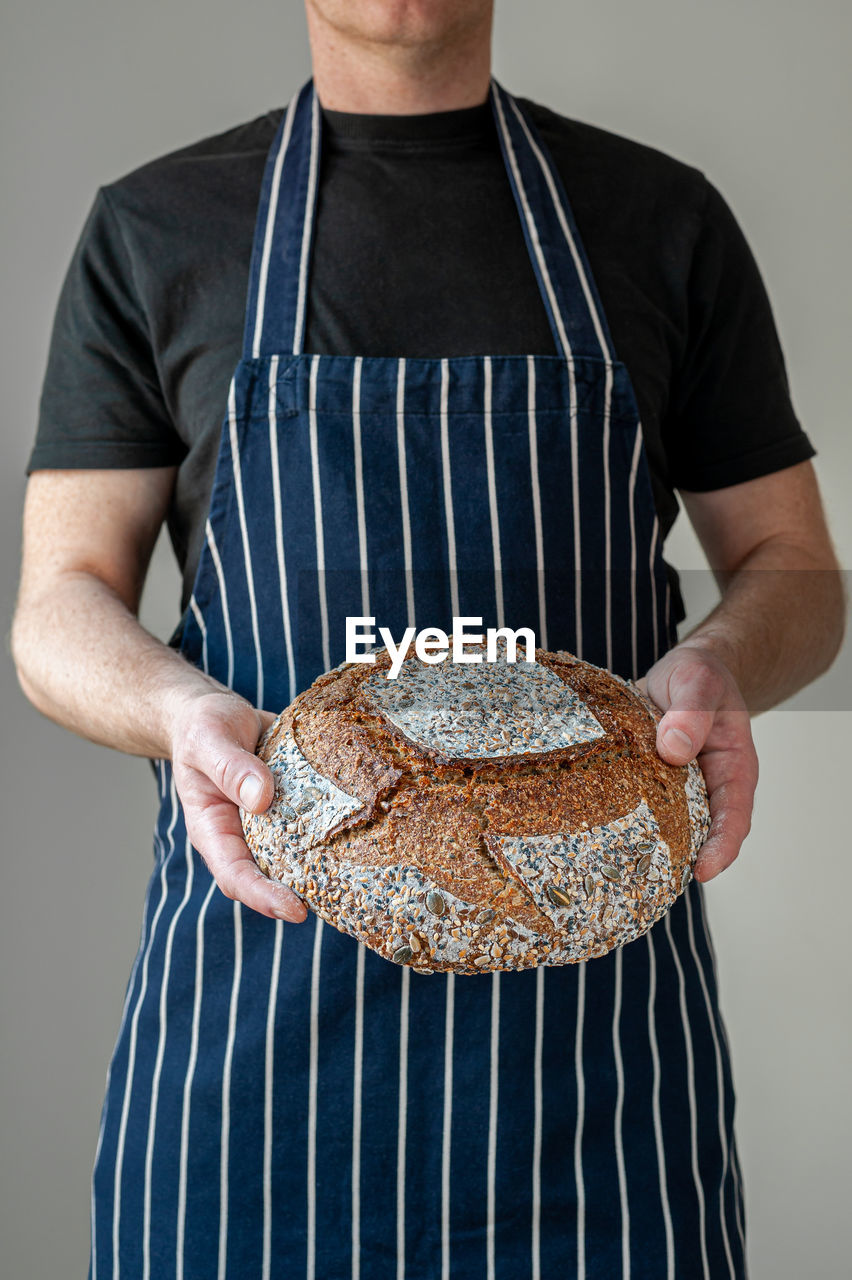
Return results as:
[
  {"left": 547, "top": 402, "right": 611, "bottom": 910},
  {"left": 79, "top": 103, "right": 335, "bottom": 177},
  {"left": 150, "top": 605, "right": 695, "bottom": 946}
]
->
[
  {"left": 307, "top": 918, "right": 324, "bottom": 1280},
  {"left": 261, "top": 920, "right": 284, "bottom": 1280},
  {"left": 690, "top": 911, "right": 741, "bottom": 1249},
  {"left": 569, "top": 358, "right": 582, "bottom": 658},
  {"left": 486, "top": 972, "right": 500, "bottom": 1280},
  {"left": 218, "top": 902, "right": 243, "bottom": 1279},
  {"left": 293, "top": 91, "right": 321, "bottom": 353},
  {"left": 352, "top": 358, "right": 371, "bottom": 618},
  {"left": 646, "top": 930, "right": 675, "bottom": 1280},
  {"left": 698, "top": 907, "right": 746, "bottom": 1257},
  {"left": 143, "top": 825, "right": 195, "bottom": 1280},
  {"left": 189, "top": 595, "right": 208, "bottom": 675},
  {"left": 228, "top": 380, "right": 264, "bottom": 708},
  {"left": 648, "top": 519, "right": 660, "bottom": 662},
  {"left": 252, "top": 95, "right": 298, "bottom": 359},
  {"left": 441, "top": 973, "right": 455, "bottom": 1280},
  {"left": 531, "top": 966, "right": 544, "bottom": 1280},
  {"left": 663, "top": 911, "right": 710, "bottom": 1279},
  {"left": 573, "top": 961, "right": 587, "bottom": 1280},
  {"left": 602, "top": 364, "right": 614, "bottom": 670},
  {"left": 91, "top": 858, "right": 157, "bottom": 1278},
  {"left": 612, "top": 947, "right": 630, "bottom": 1280},
  {"left": 683, "top": 891, "right": 737, "bottom": 1277},
  {"left": 396, "top": 967, "right": 410, "bottom": 1280},
  {"left": 505, "top": 90, "right": 614, "bottom": 364},
  {"left": 395, "top": 358, "right": 415, "bottom": 1280},
  {"left": 731, "top": 1140, "right": 746, "bottom": 1258},
  {"left": 494, "top": 84, "right": 589, "bottom": 650},
  {"left": 176, "top": 878, "right": 217, "bottom": 1280},
  {"left": 526, "top": 357, "right": 547, "bottom": 650},
  {"left": 205, "top": 520, "right": 234, "bottom": 690},
  {"left": 308, "top": 356, "right": 331, "bottom": 671},
  {"left": 268, "top": 354, "right": 298, "bottom": 705},
  {"left": 482, "top": 357, "right": 504, "bottom": 629},
  {"left": 396, "top": 359, "right": 416, "bottom": 629},
  {"left": 351, "top": 943, "right": 365, "bottom": 1280},
  {"left": 627, "top": 426, "right": 643, "bottom": 679},
  {"left": 490, "top": 85, "right": 572, "bottom": 361},
  {"left": 439, "top": 359, "right": 460, "bottom": 618},
  {"left": 111, "top": 781, "right": 178, "bottom": 1280}
]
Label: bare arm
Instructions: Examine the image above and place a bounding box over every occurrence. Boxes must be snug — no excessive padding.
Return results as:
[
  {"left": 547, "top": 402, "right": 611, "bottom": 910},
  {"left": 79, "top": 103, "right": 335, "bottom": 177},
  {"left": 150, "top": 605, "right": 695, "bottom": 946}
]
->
[
  {"left": 11, "top": 468, "right": 306, "bottom": 923},
  {"left": 640, "top": 460, "right": 846, "bottom": 882}
]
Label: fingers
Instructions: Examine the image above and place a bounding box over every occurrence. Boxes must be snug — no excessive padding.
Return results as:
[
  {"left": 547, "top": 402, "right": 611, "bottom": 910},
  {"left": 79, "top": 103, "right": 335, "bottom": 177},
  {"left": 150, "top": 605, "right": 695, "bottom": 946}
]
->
[
  {"left": 179, "top": 773, "right": 307, "bottom": 922},
  {"left": 170, "top": 692, "right": 304, "bottom": 921},
  {"left": 641, "top": 644, "right": 758, "bottom": 881},
  {"left": 692, "top": 741, "right": 759, "bottom": 882}
]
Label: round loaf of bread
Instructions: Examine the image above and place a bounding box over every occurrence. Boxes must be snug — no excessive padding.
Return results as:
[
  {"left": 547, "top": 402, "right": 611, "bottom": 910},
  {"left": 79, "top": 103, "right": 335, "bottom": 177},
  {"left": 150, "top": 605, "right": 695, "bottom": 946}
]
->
[{"left": 241, "top": 640, "right": 710, "bottom": 972}]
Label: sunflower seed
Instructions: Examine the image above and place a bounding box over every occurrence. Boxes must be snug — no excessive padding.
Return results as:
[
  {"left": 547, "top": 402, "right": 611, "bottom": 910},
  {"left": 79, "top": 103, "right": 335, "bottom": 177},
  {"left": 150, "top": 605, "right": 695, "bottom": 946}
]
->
[
  {"left": 600, "top": 863, "right": 622, "bottom": 883},
  {"left": 636, "top": 854, "right": 652, "bottom": 876},
  {"left": 393, "top": 945, "right": 413, "bottom": 965},
  {"left": 473, "top": 955, "right": 491, "bottom": 968},
  {"left": 256, "top": 856, "right": 270, "bottom": 877},
  {"left": 546, "top": 883, "right": 573, "bottom": 908},
  {"left": 426, "top": 890, "right": 447, "bottom": 916},
  {"left": 407, "top": 934, "right": 422, "bottom": 954},
  {"left": 584, "top": 874, "right": 595, "bottom": 898}
]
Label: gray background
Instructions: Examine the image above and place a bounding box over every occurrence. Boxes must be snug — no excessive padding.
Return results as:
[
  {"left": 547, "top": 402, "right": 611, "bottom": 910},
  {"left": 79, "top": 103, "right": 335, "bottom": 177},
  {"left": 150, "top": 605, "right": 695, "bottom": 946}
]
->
[{"left": 2, "top": 1, "right": 850, "bottom": 1275}]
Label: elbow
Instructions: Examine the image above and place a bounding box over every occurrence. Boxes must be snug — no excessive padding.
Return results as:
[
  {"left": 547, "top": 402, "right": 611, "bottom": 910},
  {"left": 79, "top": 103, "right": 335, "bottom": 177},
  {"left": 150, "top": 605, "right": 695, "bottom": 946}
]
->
[
  {"left": 10, "top": 602, "right": 46, "bottom": 714},
  {"left": 811, "top": 564, "right": 848, "bottom": 680}
]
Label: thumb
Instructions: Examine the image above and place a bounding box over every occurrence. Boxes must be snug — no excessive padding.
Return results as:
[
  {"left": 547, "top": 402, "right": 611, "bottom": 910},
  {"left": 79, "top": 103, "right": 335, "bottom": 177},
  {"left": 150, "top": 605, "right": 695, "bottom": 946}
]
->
[{"left": 185, "top": 717, "right": 276, "bottom": 813}]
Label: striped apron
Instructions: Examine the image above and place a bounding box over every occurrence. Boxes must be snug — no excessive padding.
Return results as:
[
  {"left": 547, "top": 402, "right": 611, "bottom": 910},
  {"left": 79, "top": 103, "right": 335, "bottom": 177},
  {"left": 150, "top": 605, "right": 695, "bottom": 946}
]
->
[{"left": 88, "top": 79, "right": 747, "bottom": 1279}]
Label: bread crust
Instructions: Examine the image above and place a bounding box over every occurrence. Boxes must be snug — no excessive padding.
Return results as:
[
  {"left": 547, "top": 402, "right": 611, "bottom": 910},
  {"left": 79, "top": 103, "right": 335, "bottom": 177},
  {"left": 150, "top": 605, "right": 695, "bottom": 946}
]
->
[{"left": 241, "top": 643, "right": 710, "bottom": 972}]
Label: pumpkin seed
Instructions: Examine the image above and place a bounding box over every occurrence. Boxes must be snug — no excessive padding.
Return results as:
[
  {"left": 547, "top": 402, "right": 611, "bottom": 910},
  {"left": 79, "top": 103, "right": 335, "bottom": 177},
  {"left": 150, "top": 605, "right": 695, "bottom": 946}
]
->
[
  {"left": 600, "top": 863, "right": 622, "bottom": 883},
  {"left": 636, "top": 854, "right": 652, "bottom": 876},
  {"left": 636, "top": 841, "right": 656, "bottom": 854},
  {"left": 426, "top": 890, "right": 447, "bottom": 916},
  {"left": 546, "top": 883, "right": 573, "bottom": 908},
  {"left": 584, "top": 874, "right": 595, "bottom": 898},
  {"left": 681, "top": 865, "right": 693, "bottom": 891},
  {"left": 392, "top": 945, "right": 413, "bottom": 965},
  {"left": 476, "top": 908, "right": 495, "bottom": 925}
]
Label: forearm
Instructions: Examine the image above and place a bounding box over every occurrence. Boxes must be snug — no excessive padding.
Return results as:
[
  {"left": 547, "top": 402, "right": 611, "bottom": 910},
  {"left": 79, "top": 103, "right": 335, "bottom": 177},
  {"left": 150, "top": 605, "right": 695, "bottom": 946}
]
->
[
  {"left": 11, "top": 569, "right": 229, "bottom": 758},
  {"left": 675, "top": 537, "right": 846, "bottom": 715}
]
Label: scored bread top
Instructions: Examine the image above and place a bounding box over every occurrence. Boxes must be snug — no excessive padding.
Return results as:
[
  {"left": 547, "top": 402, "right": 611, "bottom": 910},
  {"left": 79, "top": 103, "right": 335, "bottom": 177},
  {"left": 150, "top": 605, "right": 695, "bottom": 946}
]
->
[{"left": 241, "top": 642, "right": 710, "bottom": 972}]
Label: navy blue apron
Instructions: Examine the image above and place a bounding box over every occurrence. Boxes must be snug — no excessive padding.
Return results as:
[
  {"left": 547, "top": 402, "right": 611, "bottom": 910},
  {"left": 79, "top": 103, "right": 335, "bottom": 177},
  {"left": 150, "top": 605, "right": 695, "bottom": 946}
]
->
[{"left": 88, "top": 80, "right": 747, "bottom": 1279}]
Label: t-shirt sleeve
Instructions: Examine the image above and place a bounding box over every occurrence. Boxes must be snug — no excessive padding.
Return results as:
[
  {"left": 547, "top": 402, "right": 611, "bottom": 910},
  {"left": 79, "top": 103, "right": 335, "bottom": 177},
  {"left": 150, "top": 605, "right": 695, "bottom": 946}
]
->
[
  {"left": 27, "top": 186, "right": 186, "bottom": 473},
  {"left": 662, "top": 177, "right": 815, "bottom": 491}
]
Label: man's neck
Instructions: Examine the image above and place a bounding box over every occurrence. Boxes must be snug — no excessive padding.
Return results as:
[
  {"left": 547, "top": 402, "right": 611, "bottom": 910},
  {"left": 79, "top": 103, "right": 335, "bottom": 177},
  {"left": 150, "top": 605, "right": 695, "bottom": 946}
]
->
[{"left": 305, "top": 3, "right": 493, "bottom": 115}]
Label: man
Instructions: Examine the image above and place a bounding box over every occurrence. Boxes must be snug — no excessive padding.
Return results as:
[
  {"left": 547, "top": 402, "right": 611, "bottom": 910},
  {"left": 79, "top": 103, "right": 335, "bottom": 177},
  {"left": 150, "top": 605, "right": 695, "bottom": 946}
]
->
[{"left": 12, "top": 1, "right": 844, "bottom": 1276}]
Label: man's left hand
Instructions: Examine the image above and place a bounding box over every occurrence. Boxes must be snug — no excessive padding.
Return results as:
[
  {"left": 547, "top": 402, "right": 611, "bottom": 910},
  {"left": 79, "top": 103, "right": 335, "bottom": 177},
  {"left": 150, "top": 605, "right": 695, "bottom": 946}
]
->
[{"left": 637, "top": 643, "right": 759, "bottom": 882}]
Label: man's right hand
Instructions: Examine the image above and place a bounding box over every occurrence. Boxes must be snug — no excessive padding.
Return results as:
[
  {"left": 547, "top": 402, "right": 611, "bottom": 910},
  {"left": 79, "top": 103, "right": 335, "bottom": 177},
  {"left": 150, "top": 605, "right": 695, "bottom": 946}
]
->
[{"left": 169, "top": 690, "right": 308, "bottom": 922}]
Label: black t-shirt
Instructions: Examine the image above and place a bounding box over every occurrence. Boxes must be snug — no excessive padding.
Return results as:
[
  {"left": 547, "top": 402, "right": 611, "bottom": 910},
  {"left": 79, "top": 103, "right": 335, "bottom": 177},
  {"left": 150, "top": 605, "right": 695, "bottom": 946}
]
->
[{"left": 30, "top": 94, "right": 815, "bottom": 619}]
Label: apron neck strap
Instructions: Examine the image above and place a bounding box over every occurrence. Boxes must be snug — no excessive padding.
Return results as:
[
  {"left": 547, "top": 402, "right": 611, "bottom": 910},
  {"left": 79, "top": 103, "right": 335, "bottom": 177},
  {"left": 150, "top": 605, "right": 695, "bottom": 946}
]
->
[
  {"left": 243, "top": 77, "right": 618, "bottom": 365},
  {"left": 243, "top": 80, "right": 321, "bottom": 361},
  {"left": 488, "top": 79, "right": 616, "bottom": 365}
]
